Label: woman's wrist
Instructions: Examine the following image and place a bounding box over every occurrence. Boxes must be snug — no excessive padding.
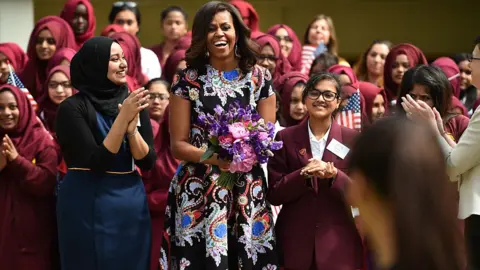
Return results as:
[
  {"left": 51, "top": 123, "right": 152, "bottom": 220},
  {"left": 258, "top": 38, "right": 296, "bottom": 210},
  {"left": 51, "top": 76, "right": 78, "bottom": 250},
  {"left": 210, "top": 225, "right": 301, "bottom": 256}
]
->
[{"left": 127, "top": 128, "right": 138, "bottom": 138}]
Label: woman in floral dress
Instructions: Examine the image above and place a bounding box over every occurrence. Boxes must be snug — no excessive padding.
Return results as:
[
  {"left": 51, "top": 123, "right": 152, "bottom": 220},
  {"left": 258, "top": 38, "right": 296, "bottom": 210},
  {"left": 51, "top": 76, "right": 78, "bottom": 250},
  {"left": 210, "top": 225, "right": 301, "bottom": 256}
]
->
[{"left": 160, "top": 1, "right": 278, "bottom": 269}]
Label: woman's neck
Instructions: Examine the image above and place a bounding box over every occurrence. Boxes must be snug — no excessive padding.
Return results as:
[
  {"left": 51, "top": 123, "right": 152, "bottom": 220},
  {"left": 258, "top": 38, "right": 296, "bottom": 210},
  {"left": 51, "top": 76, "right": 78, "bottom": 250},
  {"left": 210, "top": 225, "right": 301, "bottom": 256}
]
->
[
  {"left": 309, "top": 116, "right": 331, "bottom": 140},
  {"left": 162, "top": 39, "right": 177, "bottom": 53},
  {"left": 368, "top": 72, "right": 381, "bottom": 86},
  {"left": 210, "top": 57, "right": 238, "bottom": 71}
]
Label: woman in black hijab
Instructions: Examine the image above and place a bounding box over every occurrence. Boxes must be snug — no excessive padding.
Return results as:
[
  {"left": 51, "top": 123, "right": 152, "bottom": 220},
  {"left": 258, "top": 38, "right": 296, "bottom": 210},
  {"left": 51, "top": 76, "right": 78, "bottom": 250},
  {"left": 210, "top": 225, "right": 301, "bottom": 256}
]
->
[{"left": 55, "top": 36, "right": 156, "bottom": 270}]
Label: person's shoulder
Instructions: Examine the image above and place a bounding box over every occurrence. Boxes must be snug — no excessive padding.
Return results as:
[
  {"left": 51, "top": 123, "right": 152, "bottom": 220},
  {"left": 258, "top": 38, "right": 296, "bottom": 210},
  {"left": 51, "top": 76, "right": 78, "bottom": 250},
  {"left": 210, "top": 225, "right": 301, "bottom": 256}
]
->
[
  {"left": 140, "top": 47, "right": 159, "bottom": 59},
  {"left": 58, "top": 94, "right": 86, "bottom": 113},
  {"left": 277, "top": 123, "right": 303, "bottom": 139}
]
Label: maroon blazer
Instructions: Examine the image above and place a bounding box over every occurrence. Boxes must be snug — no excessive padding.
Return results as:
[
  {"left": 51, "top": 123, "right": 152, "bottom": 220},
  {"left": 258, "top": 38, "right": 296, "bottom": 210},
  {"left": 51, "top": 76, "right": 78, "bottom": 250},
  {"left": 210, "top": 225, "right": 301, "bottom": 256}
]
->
[{"left": 268, "top": 119, "right": 364, "bottom": 270}]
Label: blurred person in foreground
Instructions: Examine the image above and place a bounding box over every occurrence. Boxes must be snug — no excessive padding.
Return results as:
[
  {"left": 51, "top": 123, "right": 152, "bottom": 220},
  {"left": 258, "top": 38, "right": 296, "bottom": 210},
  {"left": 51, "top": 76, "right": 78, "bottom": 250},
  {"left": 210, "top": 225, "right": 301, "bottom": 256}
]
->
[
  {"left": 347, "top": 117, "right": 465, "bottom": 270},
  {"left": 402, "top": 36, "right": 480, "bottom": 270}
]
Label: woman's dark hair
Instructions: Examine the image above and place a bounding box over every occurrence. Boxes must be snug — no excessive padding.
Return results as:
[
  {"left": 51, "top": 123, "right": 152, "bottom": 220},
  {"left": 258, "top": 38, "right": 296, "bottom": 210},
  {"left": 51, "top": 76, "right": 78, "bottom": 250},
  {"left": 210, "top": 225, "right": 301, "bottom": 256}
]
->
[
  {"left": 185, "top": 1, "right": 259, "bottom": 73},
  {"left": 396, "top": 65, "right": 452, "bottom": 117},
  {"left": 354, "top": 40, "right": 392, "bottom": 82},
  {"left": 309, "top": 52, "right": 339, "bottom": 77},
  {"left": 302, "top": 72, "right": 341, "bottom": 102},
  {"left": 274, "top": 90, "right": 283, "bottom": 124},
  {"left": 452, "top": 53, "right": 471, "bottom": 65},
  {"left": 348, "top": 117, "right": 464, "bottom": 270},
  {"left": 144, "top": 77, "right": 170, "bottom": 91},
  {"left": 161, "top": 6, "right": 188, "bottom": 22},
  {"left": 108, "top": 3, "right": 141, "bottom": 26}
]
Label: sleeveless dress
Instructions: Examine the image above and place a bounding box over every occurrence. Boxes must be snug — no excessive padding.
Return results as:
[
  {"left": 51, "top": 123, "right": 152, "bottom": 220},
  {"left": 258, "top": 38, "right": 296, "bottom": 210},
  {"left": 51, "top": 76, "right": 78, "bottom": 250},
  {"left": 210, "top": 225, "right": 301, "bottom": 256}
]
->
[
  {"left": 160, "top": 65, "right": 279, "bottom": 269},
  {"left": 57, "top": 112, "right": 151, "bottom": 270}
]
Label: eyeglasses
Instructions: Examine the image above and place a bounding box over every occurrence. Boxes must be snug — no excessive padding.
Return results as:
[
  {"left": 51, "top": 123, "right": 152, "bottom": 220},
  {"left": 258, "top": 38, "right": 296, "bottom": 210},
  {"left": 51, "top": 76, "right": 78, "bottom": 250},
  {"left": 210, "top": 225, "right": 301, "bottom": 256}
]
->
[
  {"left": 275, "top": 35, "right": 293, "bottom": 43},
  {"left": 149, "top": 93, "right": 169, "bottom": 101},
  {"left": 112, "top": 1, "right": 137, "bottom": 8},
  {"left": 307, "top": 89, "right": 339, "bottom": 102},
  {"left": 467, "top": 55, "right": 480, "bottom": 62},
  {"left": 258, "top": 55, "right": 278, "bottom": 62},
  {"left": 36, "top": 37, "right": 55, "bottom": 45}
]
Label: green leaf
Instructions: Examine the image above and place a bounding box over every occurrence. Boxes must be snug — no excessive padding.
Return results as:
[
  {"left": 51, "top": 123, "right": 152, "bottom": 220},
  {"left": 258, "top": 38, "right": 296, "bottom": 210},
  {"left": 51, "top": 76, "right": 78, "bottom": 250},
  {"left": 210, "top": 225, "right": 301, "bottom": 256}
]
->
[
  {"left": 200, "top": 146, "right": 216, "bottom": 162},
  {"left": 209, "top": 136, "right": 219, "bottom": 145}
]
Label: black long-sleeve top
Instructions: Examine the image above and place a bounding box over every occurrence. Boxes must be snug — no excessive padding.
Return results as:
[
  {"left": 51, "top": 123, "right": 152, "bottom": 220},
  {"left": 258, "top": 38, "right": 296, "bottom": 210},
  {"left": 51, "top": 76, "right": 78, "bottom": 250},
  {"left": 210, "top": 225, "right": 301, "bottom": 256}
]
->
[{"left": 55, "top": 94, "right": 156, "bottom": 173}]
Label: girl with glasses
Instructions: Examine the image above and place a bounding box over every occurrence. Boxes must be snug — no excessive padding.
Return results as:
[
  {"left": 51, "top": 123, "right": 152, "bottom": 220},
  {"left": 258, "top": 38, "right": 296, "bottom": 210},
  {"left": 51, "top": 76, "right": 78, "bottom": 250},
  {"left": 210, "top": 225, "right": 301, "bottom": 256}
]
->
[{"left": 268, "top": 72, "right": 364, "bottom": 270}]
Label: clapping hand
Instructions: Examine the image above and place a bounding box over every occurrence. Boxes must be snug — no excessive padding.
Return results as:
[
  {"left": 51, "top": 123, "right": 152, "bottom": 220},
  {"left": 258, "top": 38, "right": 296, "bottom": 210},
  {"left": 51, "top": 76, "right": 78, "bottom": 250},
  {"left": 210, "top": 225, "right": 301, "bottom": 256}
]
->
[
  {"left": 2, "top": 135, "right": 18, "bottom": 161},
  {"left": 301, "top": 158, "right": 338, "bottom": 179},
  {"left": 118, "top": 87, "right": 149, "bottom": 123},
  {"left": 401, "top": 94, "right": 443, "bottom": 135}
]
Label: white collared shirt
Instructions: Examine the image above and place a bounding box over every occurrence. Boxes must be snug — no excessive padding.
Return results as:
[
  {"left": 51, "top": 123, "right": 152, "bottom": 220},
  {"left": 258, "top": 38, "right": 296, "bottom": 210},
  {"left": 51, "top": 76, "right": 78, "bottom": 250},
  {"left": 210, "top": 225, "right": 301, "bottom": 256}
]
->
[{"left": 308, "top": 120, "right": 331, "bottom": 159}]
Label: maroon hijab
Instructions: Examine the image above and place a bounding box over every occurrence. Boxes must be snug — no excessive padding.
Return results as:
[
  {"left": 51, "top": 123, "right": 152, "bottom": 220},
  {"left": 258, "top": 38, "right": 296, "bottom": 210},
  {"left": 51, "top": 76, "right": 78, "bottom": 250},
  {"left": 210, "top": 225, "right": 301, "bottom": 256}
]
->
[
  {"left": 0, "top": 43, "right": 28, "bottom": 72},
  {"left": 359, "top": 81, "right": 388, "bottom": 124},
  {"left": 111, "top": 32, "right": 147, "bottom": 87},
  {"left": 39, "top": 65, "right": 76, "bottom": 133},
  {"left": 163, "top": 49, "right": 186, "bottom": 84},
  {"left": 45, "top": 48, "right": 76, "bottom": 75},
  {"left": 432, "top": 57, "right": 461, "bottom": 98},
  {"left": 230, "top": 0, "right": 260, "bottom": 32},
  {"left": 0, "top": 84, "right": 53, "bottom": 161},
  {"left": 100, "top": 24, "right": 125, "bottom": 37},
  {"left": 451, "top": 96, "right": 468, "bottom": 117},
  {"left": 20, "top": 16, "right": 76, "bottom": 100},
  {"left": 255, "top": 34, "right": 292, "bottom": 82},
  {"left": 328, "top": 64, "right": 359, "bottom": 84},
  {"left": 274, "top": 71, "right": 309, "bottom": 127},
  {"left": 60, "top": 0, "right": 96, "bottom": 48},
  {"left": 175, "top": 35, "right": 192, "bottom": 50},
  {"left": 267, "top": 24, "right": 302, "bottom": 71},
  {"left": 383, "top": 43, "right": 428, "bottom": 102}
]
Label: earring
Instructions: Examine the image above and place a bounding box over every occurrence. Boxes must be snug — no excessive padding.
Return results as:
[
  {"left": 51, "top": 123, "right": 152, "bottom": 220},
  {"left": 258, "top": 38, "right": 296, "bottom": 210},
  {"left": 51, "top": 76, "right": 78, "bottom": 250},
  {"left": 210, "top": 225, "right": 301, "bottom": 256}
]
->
[
  {"left": 235, "top": 44, "right": 241, "bottom": 58},
  {"left": 205, "top": 50, "right": 210, "bottom": 57}
]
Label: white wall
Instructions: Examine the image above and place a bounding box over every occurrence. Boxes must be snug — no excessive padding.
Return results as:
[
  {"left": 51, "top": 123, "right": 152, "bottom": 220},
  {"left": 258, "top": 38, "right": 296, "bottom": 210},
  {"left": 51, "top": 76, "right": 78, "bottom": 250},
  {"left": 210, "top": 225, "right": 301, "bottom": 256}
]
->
[{"left": 0, "top": 0, "right": 34, "bottom": 51}]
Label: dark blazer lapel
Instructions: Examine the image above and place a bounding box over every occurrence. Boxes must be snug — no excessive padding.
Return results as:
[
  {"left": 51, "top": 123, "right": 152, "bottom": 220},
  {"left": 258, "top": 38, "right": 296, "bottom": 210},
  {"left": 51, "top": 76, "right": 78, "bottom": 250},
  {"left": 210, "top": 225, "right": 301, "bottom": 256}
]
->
[
  {"left": 321, "top": 120, "right": 343, "bottom": 164},
  {"left": 294, "top": 119, "right": 313, "bottom": 167}
]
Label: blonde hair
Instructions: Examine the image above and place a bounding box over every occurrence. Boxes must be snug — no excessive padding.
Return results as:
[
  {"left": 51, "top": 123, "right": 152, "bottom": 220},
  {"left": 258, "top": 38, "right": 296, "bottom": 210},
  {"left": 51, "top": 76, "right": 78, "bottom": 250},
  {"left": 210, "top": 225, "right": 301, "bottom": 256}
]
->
[{"left": 303, "top": 14, "right": 338, "bottom": 56}]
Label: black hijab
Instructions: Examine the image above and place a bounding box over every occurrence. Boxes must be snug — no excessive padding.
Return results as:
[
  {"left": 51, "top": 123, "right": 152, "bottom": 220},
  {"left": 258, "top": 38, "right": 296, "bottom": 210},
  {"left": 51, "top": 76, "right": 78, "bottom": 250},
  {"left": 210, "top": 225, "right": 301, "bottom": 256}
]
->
[{"left": 70, "top": 36, "right": 128, "bottom": 116}]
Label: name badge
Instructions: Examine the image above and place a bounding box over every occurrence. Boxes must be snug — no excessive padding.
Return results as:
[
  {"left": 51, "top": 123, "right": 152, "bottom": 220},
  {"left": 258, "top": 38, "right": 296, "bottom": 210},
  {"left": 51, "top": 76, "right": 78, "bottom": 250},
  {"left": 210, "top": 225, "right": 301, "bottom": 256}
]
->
[{"left": 326, "top": 139, "right": 350, "bottom": 159}]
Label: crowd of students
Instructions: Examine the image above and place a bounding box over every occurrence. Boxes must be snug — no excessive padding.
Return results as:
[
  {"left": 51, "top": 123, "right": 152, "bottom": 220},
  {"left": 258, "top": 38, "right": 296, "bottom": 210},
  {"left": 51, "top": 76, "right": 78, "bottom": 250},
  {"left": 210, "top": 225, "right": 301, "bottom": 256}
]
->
[{"left": 0, "top": 0, "right": 477, "bottom": 269}]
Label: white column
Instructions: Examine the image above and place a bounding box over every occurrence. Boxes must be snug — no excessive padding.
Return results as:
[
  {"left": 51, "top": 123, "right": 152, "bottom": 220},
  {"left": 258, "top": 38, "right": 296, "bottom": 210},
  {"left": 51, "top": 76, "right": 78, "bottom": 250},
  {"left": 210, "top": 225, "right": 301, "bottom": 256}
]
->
[{"left": 0, "top": 0, "right": 34, "bottom": 51}]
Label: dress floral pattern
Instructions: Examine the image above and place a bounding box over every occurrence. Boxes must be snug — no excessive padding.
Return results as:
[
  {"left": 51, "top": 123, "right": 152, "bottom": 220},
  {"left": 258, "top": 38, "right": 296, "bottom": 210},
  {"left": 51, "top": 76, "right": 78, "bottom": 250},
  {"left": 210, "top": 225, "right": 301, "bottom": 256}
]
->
[{"left": 160, "top": 65, "right": 278, "bottom": 269}]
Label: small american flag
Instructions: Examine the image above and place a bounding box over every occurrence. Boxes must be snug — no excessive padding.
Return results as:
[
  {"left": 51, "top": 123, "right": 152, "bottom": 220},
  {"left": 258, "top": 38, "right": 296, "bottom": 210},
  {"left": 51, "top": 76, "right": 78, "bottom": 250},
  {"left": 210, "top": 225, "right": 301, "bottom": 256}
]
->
[
  {"left": 336, "top": 89, "right": 361, "bottom": 131},
  {"left": 6, "top": 62, "right": 38, "bottom": 111}
]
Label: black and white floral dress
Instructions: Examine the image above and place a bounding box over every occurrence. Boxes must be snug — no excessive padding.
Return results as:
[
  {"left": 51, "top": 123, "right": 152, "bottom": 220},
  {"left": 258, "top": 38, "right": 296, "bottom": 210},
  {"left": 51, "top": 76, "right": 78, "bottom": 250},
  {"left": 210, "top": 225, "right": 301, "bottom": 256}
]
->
[{"left": 159, "top": 65, "right": 279, "bottom": 270}]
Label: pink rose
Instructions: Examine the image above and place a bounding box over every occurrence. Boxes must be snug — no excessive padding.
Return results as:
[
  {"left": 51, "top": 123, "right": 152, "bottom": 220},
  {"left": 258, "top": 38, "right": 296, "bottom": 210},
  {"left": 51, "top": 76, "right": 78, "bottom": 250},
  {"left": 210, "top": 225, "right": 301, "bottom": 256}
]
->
[
  {"left": 229, "top": 143, "right": 257, "bottom": 173},
  {"left": 219, "top": 134, "right": 234, "bottom": 147},
  {"left": 228, "top": 122, "right": 250, "bottom": 139},
  {"left": 258, "top": 132, "right": 269, "bottom": 141}
]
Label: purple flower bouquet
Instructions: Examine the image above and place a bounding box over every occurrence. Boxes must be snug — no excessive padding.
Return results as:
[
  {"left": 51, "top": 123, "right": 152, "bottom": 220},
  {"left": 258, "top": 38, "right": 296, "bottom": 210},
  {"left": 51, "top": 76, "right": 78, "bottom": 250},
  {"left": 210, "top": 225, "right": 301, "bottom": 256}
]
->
[{"left": 198, "top": 101, "right": 283, "bottom": 190}]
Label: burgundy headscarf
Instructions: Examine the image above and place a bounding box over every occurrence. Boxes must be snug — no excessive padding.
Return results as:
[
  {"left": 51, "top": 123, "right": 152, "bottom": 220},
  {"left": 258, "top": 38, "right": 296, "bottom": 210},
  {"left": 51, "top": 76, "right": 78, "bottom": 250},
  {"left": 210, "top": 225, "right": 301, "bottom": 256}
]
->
[
  {"left": 328, "top": 64, "right": 359, "bottom": 84},
  {"left": 451, "top": 96, "right": 468, "bottom": 117},
  {"left": 255, "top": 34, "right": 292, "bottom": 82},
  {"left": 0, "top": 84, "right": 54, "bottom": 161},
  {"left": 0, "top": 43, "right": 28, "bottom": 72},
  {"left": 163, "top": 49, "right": 186, "bottom": 84},
  {"left": 20, "top": 16, "right": 76, "bottom": 100},
  {"left": 274, "top": 71, "right": 309, "bottom": 127},
  {"left": 230, "top": 0, "right": 260, "bottom": 32},
  {"left": 111, "top": 32, "right": 147, "bottom": 87},
  {"left": 358, "top": 81, "right": 388, "bottom": 124},
  {"left": 39, "top": 65, "right": 77, "bottom": 133},
  {"left": 432, "top": 57, "right": 461, "bottom": 98},
  {"left": 100, "top": 24, "right": 125, "bottom": 37},
  {"left": 60, "top": 0, "right": 96, "bottom": 48},
  {"left": 267, "top": 24, "right": 302, "bottom": 71},
  {"left": 383, "top": 43, "right": 428, "bottom": 102},
  {"left": 45, "top": 48, "right": 76, "bottom": 75}
]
